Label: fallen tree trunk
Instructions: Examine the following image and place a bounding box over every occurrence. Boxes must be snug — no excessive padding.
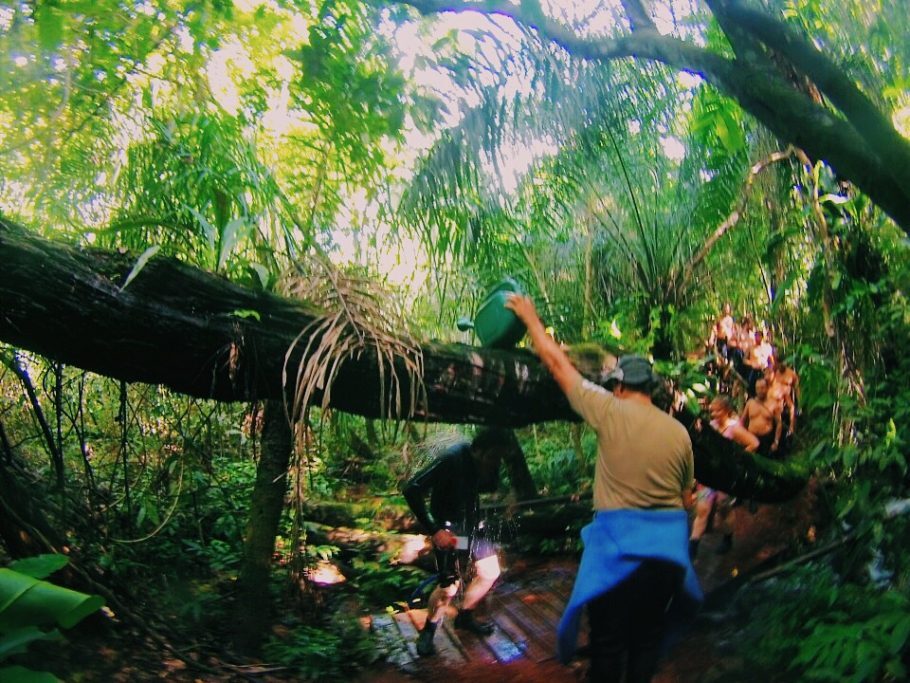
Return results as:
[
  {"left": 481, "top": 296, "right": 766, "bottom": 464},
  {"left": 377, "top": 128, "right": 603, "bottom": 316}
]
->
[
  {"left": 675, "top": 407, "right": 808, "bottom": 502},
  {"left": 0, "top": 220, "right": 806, "bottom": 500},
  {"left": 0, "top": 218, "right": 569, "bottom": 426}
]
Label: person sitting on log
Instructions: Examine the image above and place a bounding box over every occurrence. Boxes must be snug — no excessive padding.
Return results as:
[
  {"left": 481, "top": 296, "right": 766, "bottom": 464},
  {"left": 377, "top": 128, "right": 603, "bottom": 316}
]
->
[
  {"left": 689, "top": 394, "right": 759, "bottom": 558},
  {"left": 403, "top": 432, "right": 503, "bottom": 657},
  {"left": 506, "top": 293, "right": 701, "bottom": 683}
]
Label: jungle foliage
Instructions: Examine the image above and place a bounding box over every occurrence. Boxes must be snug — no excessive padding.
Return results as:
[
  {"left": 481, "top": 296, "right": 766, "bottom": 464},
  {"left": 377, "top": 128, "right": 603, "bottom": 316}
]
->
[{"left": 1, "top": 0, "right": 909, "bottom": 680}]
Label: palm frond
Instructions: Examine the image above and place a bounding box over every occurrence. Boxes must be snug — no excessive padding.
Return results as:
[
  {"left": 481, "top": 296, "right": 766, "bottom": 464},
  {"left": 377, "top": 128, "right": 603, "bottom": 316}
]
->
[{"left": 280, "top": 257, "right": 425, "bottom": 427}]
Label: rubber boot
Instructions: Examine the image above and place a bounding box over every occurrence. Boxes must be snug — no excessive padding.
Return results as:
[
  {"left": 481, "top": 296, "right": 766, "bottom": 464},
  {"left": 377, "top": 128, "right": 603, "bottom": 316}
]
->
[
  {"left": 416, "top": 620, "right": 438, "bottom": 656},
  {"left": 454, "top": 609, "right": 494, "bottom": 636}
]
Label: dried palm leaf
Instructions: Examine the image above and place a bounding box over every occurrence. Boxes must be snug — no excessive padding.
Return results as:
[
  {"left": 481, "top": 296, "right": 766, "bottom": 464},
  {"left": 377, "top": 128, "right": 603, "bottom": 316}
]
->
[{"left": 279, "top": 255, "right": 426, "bottom": 429}]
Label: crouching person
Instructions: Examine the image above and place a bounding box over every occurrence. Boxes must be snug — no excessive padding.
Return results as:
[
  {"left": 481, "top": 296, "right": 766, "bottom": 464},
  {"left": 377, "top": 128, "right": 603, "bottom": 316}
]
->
[{"left": 403, "top": 432, "right": 503, "bottom": 656}]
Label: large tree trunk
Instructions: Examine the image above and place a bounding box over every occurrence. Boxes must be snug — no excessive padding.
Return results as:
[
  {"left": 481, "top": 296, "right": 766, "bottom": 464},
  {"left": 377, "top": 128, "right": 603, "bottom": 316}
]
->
[
  {"left": 0, "top": 220, "right": 804, "bottom": 500},
  {"left": 0, "top": 218, "right": 565, "bottom": 426}
]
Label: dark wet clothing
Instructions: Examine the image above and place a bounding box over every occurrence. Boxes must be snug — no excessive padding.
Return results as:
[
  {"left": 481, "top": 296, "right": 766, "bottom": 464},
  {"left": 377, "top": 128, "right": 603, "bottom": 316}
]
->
[
  {"left": 403, "top": 442, "right": 493, "bottom": 588},
  {"left": 756, "top": 430, "right": 776, "bottom": 458},
  {"left": 587, "top": 560, "right": 686, "bottom": 683},
  {"left": 403, "top": 442, "right": 479, "bottom": 536}
]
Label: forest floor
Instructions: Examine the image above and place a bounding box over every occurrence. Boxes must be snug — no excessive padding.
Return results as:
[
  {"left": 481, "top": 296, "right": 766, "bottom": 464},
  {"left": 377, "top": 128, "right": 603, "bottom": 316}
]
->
[{"left": 16, "top": 485, "right": 819, "bottom": 682}]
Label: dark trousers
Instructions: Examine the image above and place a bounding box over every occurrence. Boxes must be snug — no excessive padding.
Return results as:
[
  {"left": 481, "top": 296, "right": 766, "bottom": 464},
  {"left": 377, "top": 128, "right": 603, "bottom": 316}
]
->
[{"left": 586, "top": 560, "right": 684, "bottom": 683}]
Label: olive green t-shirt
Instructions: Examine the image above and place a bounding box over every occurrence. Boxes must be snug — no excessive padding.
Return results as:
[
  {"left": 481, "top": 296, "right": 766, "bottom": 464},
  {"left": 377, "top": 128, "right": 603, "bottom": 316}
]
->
[{"left": 567, "top": 377, "right": 694, "bottom": 510}]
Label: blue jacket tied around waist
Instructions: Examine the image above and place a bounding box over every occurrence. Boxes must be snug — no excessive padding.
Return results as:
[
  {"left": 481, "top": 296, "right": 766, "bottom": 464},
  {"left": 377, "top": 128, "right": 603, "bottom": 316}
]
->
[{"left": 557, "top": 508, "right": 703, "bottom": 663}]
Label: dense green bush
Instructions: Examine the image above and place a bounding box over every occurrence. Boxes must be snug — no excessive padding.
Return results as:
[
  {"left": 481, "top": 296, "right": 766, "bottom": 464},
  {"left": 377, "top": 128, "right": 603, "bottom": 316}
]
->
[
  {"left": 737, "top": 566, "right": 910, "bottom": 682},
  {"left": 263, "top": 618, "right": 381, "bottom": 682}
]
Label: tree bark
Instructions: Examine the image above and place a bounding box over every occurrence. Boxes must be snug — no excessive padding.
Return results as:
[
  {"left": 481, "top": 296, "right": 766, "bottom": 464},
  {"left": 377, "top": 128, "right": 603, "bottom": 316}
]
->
[
  {"left": 232, "top": 399, "right": 293, "bottom": 653},
  {"left": 0, "top": 220, "right": 805, "bottom": 500},
  {"left": 481, "top": 427, "right": 538, "bottom": 500},
  {"left": 0, "top": 218, "right": 567, "bottom": 426}
]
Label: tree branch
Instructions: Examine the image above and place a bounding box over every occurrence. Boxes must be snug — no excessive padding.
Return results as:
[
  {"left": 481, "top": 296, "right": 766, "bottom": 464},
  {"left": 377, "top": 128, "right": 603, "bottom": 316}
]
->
[
  {"left": 702, "top": 0, "right": 764, "bottom": 61},
  {"left": 721, "top": 0, "right": 910, "bottom": 182},
  {"left": 619, "top": 0, "right": 655, "bottom": 32},
  {"left": 677, "top": 147, "right": 797, "bottom": 293},
  {"left": 390, "top": 0, "right": 910, "bottom": 232},
  {"left": 394, "top": 0, "right": 729, "bottom": 76}
]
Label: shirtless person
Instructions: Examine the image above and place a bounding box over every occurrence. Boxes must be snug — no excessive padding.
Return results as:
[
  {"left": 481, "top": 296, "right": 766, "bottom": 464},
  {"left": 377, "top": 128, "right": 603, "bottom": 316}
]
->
[
  {"left": 745, "top": 330, "right": 774, "bottom": 395},
  {"left": 714, "top": 303, "right": 735, "bottom": 361},
  {"left": 767, "top": 362, "right": 799, "bottom": 452},
  {"left": 733, "top": 316, "right": 755, "bottom": 379},
  {"left": 740, "top": 378, "right": 782, "bottom": 458},
  {"left": 773, "top": 361, "right": 799, "bottom": 424},
  {"left": 689, "top": 394, "right": 759, "bottom": 557}
]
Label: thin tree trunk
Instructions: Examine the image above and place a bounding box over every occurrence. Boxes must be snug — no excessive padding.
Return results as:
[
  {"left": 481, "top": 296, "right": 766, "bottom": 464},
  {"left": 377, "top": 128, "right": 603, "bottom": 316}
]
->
[
  {"left": 233, "top": 399, "right": 293, "bottom": 653},
  {"left": 484, "top": 427, "right": 537, "bottom": 500},
  {"left": 2, "top": 350, "right": 65, "bottom": 489},
  {"left": 0, "top": 419, "right": 13, "bottom": 464}
]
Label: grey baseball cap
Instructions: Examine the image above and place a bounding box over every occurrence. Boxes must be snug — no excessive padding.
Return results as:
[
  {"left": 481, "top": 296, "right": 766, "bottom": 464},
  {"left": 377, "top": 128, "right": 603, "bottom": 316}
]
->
[{"left": 603, "top": 354, "right": 655, "bottom": 386}]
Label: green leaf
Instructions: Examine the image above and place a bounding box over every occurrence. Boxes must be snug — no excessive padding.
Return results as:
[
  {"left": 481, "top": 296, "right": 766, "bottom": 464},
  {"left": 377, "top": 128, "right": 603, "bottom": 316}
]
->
[
  {"left": 120, "top": 246, "right": 160, "bottom": 291},
  {"left": 0, "top": 665, "right": 60, "bottom": 682},
  {"left": 890, "top": 615, "right": 910, "bottom": 654},
  {"left": 37, "top": 7, "right": 65, "bottom": 51},
  {"left": 0, "top": 569, "right": 104, "bottom": 630},
  {"left": 218, "top": 218, "right": 246, "bottom": 271},
  {"left": 0, "top": 626, "right": 60, "bottom": 659},
  {"left": 715, "top": 108, "right": 744, "bottom": 155},
  {"left": 231, "top": 308, "right": 261, "bottom": 321},
  {"left": 248, "top": 263, "right": 270, "bottom": 289},
  {"left": 188, "top": 208, "right": 218, "bottom": 255},
  {"left": 8, "top": 555, "right": 69, "bottom": 580}
]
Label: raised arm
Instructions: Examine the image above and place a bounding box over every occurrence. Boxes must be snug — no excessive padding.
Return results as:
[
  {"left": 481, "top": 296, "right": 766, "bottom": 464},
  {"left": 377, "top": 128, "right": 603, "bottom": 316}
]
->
[{"left": 505, "top": 294, "right": 581, "bottom": 395}]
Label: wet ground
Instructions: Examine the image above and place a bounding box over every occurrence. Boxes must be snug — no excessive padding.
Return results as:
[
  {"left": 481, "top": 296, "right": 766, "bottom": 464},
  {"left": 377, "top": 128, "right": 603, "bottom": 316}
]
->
[{"left": 361, "top": 488, "right": 818, "bottom": 682}]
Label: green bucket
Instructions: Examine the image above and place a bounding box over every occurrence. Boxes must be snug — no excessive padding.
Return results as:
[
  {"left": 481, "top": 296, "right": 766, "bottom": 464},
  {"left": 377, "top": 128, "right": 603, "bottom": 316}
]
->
[{"left": 456, "top": 278, "right": 527, "bottom": 349}]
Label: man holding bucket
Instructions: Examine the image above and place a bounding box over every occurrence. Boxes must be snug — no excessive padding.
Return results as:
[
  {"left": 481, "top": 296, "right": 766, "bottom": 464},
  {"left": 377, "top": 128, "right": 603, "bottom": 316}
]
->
[{"left": 506, "top": 294, "right": 701, "bottom": 683}]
